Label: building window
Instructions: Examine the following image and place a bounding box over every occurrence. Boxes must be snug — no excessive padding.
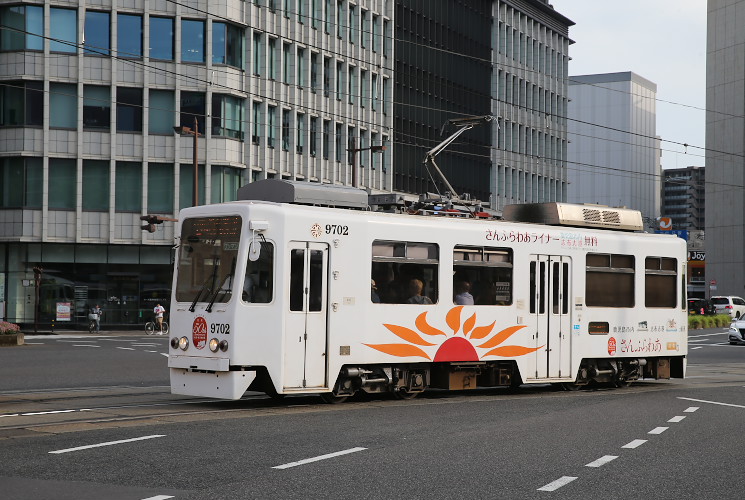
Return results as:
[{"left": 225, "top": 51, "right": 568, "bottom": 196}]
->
[
  {"left": 115, "top": 162, "right": 142, "bottom": 211},
  {"left": 49, "top": 83, "right": 77, "bottom": 129},
  {"left": 336, "top": 0, "right": 344, "bottom": 38},
  {"left": 116, "top": 87, "right": 143, "bottom": 132},
  {"left": 212, "top": 94, "right": 244, "bottom": 140},
  {"left": 268, "top": 38, "right": 276, "bottom": 79},
  {"left": 211, "top": 165, "right": 242, "bottom": 203},
  {"left": 84, "top": 11, "right": 110, "bottom": 55},
  {"left": 296, "top": 113, "right": 305, "bottom": 154},
  {"left": 0, "top": 5, "right": 43, "bottom": 51},
  {"left": 253, "top": 33, "right": 262, "bottom": 75},
  {"left": 382, "top": 19, "right": 389, "bottom": 57},
  {"left": 347, "top": 126, "right": 354, "bottom": 164},
  {"left": 213, "top": 22, "right": 243, "bottom": 68},
  {"left": 281, "top": 109, "right": 290, "bottom": 151},
  {"left": 348, "top": 66, "right": 355, "bottom": 104},
  {"left": 371, "top": 73, "right": 378, "bottom": 111},
  {"left": 297, "top": 0, "right": 305, "bottom": 22},
  {"left": 311, "top": 0, "right": 319, "bottom": 28},
  {"left": 360, "top": 69, "right": 366, "bottom": 107},
  {"left": 297, "top": 48, "right": 306, "bottom": 87},
  {"left": 118, "top": 14, "right": 142, "bottom": 58},
  {"left": 83, "top": 85, "right": 111, "bottom": 130},
  {"left": 324, "top": 0, "right": 331, "bottom": 33},
  {"left": 310, "top": 52, "right": 318, "bottom": 92},
  {"left": 82, "top": 160, "right": 109, "bottom": 211},
  {"left": 179, "top": 163, "right": 205, "bottom": 209},
  {"left": 0, "top": 81, "right": 42, "bottom": 127},
  {"left": 371, "top": 132, "right": 378, "bottom": 170},
  {"left": 349, "top": 4, "right": 356, "bottom": 42},
  {"left": 335, "top": 123, "right": 342, "bottom": 162},
  {"left": 147, "top": 163, "right": 174, "bottom": 213},
  {"left": 149, "top": 90, "right": 174, "bottom": 135},
  {"left": 336, "top": 61, "right": 343, "bottom": 100},
  {"left": 267, "top": 105, "right": 276, "bottom": 147},
  {"left": 360, "top": 9, "right": 367, "bottom": 48},
  {"left": 0, "top": 157, "right": 42, "bottom": 208},
  {"left": 283, "top": 42, "right": 292, "bottom": 84},
  {"left": 49, "top": 158, "right": 77, "bottom": 209},
  {"left": 309, "top": 116, "right": 317, "bottom": 157},
  {"left": 149, "top": 17, "right": 174, "bottom": 60},
  {"left": 323, "top": 56, "right": 331, "bottom": 97},
  {"left": 50, "top": 8, "right": 77, "bottom": 53},
  {"left": 181, "top": 19, "right": 205, "bottom": 63},
  {"left": 180, "top": 91, "right": 205, "bottom": 129},
  {"left": 252, "top": 101, "right": 261, "bottom": 145},
  {"left": 322, "top": 120, "right": 330, "bottom": 159},
  {"left": 371, "top": 14, "right": 378, "bottom": 52},
  {"left": 381, "top": 77, "right": 388, "bottom": 115}
]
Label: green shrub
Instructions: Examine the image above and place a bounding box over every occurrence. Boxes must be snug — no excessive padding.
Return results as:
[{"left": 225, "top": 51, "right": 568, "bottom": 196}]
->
[{"left": 689, "top": 314, "right": 733, "bottom": 329}]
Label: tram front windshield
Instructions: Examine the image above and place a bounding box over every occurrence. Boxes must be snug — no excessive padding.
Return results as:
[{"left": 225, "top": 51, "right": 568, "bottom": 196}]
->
[{"left": 176, "top": 216, "right": 242, "bottom": 304}]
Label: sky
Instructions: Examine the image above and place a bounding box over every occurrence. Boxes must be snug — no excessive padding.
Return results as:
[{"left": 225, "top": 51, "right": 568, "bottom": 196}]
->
[{"left": 551, "top": 0, "right": 707, "bottom": 170}]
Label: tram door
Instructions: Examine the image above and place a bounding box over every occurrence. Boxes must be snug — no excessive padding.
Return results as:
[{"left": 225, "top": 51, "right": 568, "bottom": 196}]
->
[
  {"left": 529, "top": 255, "right": 571, "bottom": 379},
  {"left": 284, "top": 242, "right": 329, "bottom": 389}
]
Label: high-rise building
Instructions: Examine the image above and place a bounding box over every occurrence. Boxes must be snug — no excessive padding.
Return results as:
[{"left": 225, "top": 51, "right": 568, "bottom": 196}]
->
[
  {"left": 705, "top": 0, "right": 745, "bottom": 297},
  {"left": 662, "top": 166, "right": 705, "bottom": 231},
  {"left": 566, "top": 72, "right": 661, "bottom": 222},
  {"left": 0, "top": 0, "right": 392, "bottom": 327}
]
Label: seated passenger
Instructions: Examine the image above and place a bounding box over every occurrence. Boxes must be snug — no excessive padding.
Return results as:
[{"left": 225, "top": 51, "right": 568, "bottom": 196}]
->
[
  {"left": 454, "top": 280, "right": 475, "bottom": 305},
  {"left": 406, "top": 278, "right": 433, "bottom": 305}
]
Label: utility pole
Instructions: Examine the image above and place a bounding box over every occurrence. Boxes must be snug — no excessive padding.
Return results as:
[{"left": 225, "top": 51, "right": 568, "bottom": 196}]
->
[{"left": 174, "top": 117, "right": 201, "bottom": 206}]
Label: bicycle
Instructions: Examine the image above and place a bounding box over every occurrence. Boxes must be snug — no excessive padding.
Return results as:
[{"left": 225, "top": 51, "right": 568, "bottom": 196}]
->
[{"left": 145, "top": 320, "right": 169, "bottom": 335}]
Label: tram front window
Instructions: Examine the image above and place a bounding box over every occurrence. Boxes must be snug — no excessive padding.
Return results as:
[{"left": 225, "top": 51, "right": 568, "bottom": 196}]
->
[{"left": 176, "top": 216, "right": 242, "bottom": 303}]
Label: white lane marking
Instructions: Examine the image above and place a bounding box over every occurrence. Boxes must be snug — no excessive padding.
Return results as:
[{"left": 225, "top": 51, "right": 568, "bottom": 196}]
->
[
  {"left": 145, "top": 350, "right": 159, "bottom": 353},
  {"left": 537, "top": 476, "right": 577, "bottom": 492},
  {"left": 141, "top": 496, "right": 174, "bottom": 500},
  {"left": 688, "top": 332, "right": 728, "bottom": 338},
  {"left": 24, "top": 342, "right": 45, "bottom": 345},
  {"left": 22, "top": 410, "right": 76, "bottom": 416},
  {"left": 684, "top": 406, "right": 699, "bottom": 413},
  {"left": 160, "top": 353, "right": 169, "bottom": 357},
  {"left": 585, "top": 455, "right": 617, "bottom": 468},
  {"left": 116, "top": 347, "right": 135, "bottom": 351},
  {"left": 132, "top": 344, "right": 159, "bottom": 347},
  {"left": 49, "top": 435, "right": 166, "bottom": 454},
  {"left": 690, "top": 347, "right": 703, "bottom": 350},
  {"left": 648, "top": 427, "right": 668, "bottom": 435},
  {"left": 679, "top": 397, "right": 745, "bottom": 409},
  {"left": 668, "top": 415, "right": 686, "bottom": 423},
  {"left": 0, "top": 414, "right": 20, "bottom": 418},
  {"left": 622, "top": 439, "right": 647, "bottom": 449},
  {"left": 74, "top": 344, "right": 101, "bottom": 348},
  {"left": 272, "top": 447, "right": 366, "bottom": 469}
]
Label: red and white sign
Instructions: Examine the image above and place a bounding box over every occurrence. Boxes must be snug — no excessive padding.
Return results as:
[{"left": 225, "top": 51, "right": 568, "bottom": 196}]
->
[
  {"left": 658, "top": 217, "right": 672, "bottom": 231},
  {"left": 192, "top": 316, "right": 208, "bottom": 349},
  {"left": 608, "top": 337, "right": 617, "bottom": 356}
]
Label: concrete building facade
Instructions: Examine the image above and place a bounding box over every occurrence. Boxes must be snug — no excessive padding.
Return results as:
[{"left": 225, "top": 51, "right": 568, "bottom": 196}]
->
[
  {"left": 0, "top": 0, "right": 393, "bottom": 327},
  {"left": 566, "top": 72, "right": 661, "bottom": 221}
]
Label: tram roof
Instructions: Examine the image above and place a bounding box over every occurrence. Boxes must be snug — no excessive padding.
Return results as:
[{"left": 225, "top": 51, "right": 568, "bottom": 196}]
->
[{"left": 237, "top": 179, "right": 369, "bottom": 209}]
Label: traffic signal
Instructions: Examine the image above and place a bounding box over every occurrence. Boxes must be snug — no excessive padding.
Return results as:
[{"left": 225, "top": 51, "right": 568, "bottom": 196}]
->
[{"left": 140, "top": 215, "right": 162, "bottom": 233}]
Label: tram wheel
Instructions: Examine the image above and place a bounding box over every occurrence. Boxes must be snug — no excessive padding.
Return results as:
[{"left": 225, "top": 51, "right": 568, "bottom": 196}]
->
[
  {"left": 319, "top": 392, "right": 349, "bottom": 404},
  {"left": 393, "top": 388, "right": 420, "bottom": 400}
]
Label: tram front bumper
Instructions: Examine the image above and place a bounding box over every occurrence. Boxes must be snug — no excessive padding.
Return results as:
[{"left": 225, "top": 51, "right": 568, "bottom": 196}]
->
[{"left": 169, "top": 355, "right": 256, "bottom": 400}]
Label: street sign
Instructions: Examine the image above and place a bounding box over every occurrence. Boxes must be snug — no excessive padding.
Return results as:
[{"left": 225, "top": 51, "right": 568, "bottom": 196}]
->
[
  {"left": 655, "top": 229, "right": 688, "bottom": 240},
  {"left": 659, "top": 217, "right": 672, "bottom": 230}
]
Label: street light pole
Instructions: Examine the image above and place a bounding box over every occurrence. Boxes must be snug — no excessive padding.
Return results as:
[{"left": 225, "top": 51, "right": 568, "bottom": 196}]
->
[{"left": 348, "top": 141, "right": 386, "bottom": 188}]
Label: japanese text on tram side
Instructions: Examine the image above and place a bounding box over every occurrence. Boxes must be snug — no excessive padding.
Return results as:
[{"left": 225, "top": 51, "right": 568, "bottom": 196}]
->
[
  {"left": 484, "top": 229, "right": 599, "bottom": 248},
  {"left": 619, "top": 338, "right": 663, "bottom": 354}
]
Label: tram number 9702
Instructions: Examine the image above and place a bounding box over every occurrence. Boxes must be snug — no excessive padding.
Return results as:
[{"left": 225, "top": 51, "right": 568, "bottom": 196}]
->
[
  {"left": 325, "top": 224, "right": 349, "bottom": 235},
  {"left": 210, "top": 323, "right": 231, "bottom": 335}
]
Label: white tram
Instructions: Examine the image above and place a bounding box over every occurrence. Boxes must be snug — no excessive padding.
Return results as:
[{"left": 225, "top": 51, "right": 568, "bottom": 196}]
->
[{"left": 168, "top": 179, "right": 687, "bottom": 401}]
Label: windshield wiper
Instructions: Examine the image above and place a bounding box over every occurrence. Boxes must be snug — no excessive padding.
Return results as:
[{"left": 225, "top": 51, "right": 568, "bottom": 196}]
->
[
  {"left": 189, "top": 263, "right": 220, "bottom": 312},
  {"left": 206, "top": 258, "right": 236, "bottom": 313}
]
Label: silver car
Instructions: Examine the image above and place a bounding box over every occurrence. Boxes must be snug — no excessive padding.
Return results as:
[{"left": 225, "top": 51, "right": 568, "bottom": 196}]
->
[
  {"left": 711, "top": 296, "right": 745, "bottom": 319},
  {"left": 728, "top": 319, "right": 745, "bottom": 344}
]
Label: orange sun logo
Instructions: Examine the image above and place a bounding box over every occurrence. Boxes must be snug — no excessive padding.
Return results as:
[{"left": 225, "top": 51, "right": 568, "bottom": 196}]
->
[{"left": 364, "top": 306, "right": 543, "bottom": 361}]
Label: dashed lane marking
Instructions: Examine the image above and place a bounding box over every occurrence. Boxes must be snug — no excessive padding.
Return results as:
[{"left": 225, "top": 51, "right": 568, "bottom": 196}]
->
[
  {"left": 622, "top": 439, "right": 647, "bottom": 449},
  {"left": 537, "top": 476, "right": 577, "bottom": 492},
  {"left": 684, "top": 407, "right": 699, "bottom": 413},
  {"left": 116, "top": 347, "right": 135, "bottom": 351},
  {"left": 668, "top": 415, "right": 686, "bottom": 423},
  {"left": 141, "top": 496, "right": 174, "bottom": 500},
  {"left": 272, "top": 447, "right": 367, "bottom": 469},
  {"left": 73, "top": 344, "right": 101, "bottom": 348},
  {"left": 648, "top": 427, "right": 668, "bottom": 435},
  {"left": 585, "top": 455, "right": 617, "bottom": 468},
  {"left": 49, "top": 435, "right": 166, "bottom": 454}
]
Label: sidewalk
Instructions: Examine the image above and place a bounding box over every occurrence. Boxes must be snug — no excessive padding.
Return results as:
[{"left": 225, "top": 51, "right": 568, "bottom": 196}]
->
[{"left": 25, "top": 329, "right": 162, "bottom": 337}]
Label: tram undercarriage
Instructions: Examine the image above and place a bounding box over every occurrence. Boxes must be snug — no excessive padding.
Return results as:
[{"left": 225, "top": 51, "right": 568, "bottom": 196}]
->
[{"left": 309, "top": 356, "right": 686, "bottom": 402}]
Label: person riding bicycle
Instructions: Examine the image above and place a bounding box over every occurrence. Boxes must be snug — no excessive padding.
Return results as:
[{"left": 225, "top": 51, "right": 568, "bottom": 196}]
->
[
  {"left": 89, "top": 304, "right": 102, "bottom": 333},
  {"left": 153, "top": 303, "right": 166, "bottom": 332}
]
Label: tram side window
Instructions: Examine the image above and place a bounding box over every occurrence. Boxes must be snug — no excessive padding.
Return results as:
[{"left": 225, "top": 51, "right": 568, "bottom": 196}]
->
[
  {"left": 645, "top": 256, "right": 677, "bottom": 308},
  {"left": 243, "top": 241, "right": 274, "bottom": 304},
  {"left": 452, "top": 246, "right": 512, "bottom": 305},
  {"left": 371, "top": 240, "right": 439, "bottom": 304},
  {"left": 586, "top": 253, "right": 634, "bottom": 308}
]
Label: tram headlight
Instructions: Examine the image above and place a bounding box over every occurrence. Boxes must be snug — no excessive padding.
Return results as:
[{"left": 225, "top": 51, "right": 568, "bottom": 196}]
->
[
  {"left": 170, "top": 337, "right": 179, "bottom": 349},
  {"left": 209, "top": 338, "right": 219, "bottom": 352},
  {"left": 179, "top": 336, "right": 189, "bottom": 350},
  {"left": 219, "top": 340, "right": 229, "bottom": 352}
]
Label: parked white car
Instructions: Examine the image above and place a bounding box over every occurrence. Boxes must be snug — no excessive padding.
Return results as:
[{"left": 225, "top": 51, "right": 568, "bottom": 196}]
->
[{"left": 711, "top": 296, "right": 745, "bottom": 319}]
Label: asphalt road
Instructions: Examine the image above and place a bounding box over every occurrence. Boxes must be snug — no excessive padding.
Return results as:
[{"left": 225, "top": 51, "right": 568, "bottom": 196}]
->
[{"left": 0, "top": 326, "right": 743, "bottom": 500}]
